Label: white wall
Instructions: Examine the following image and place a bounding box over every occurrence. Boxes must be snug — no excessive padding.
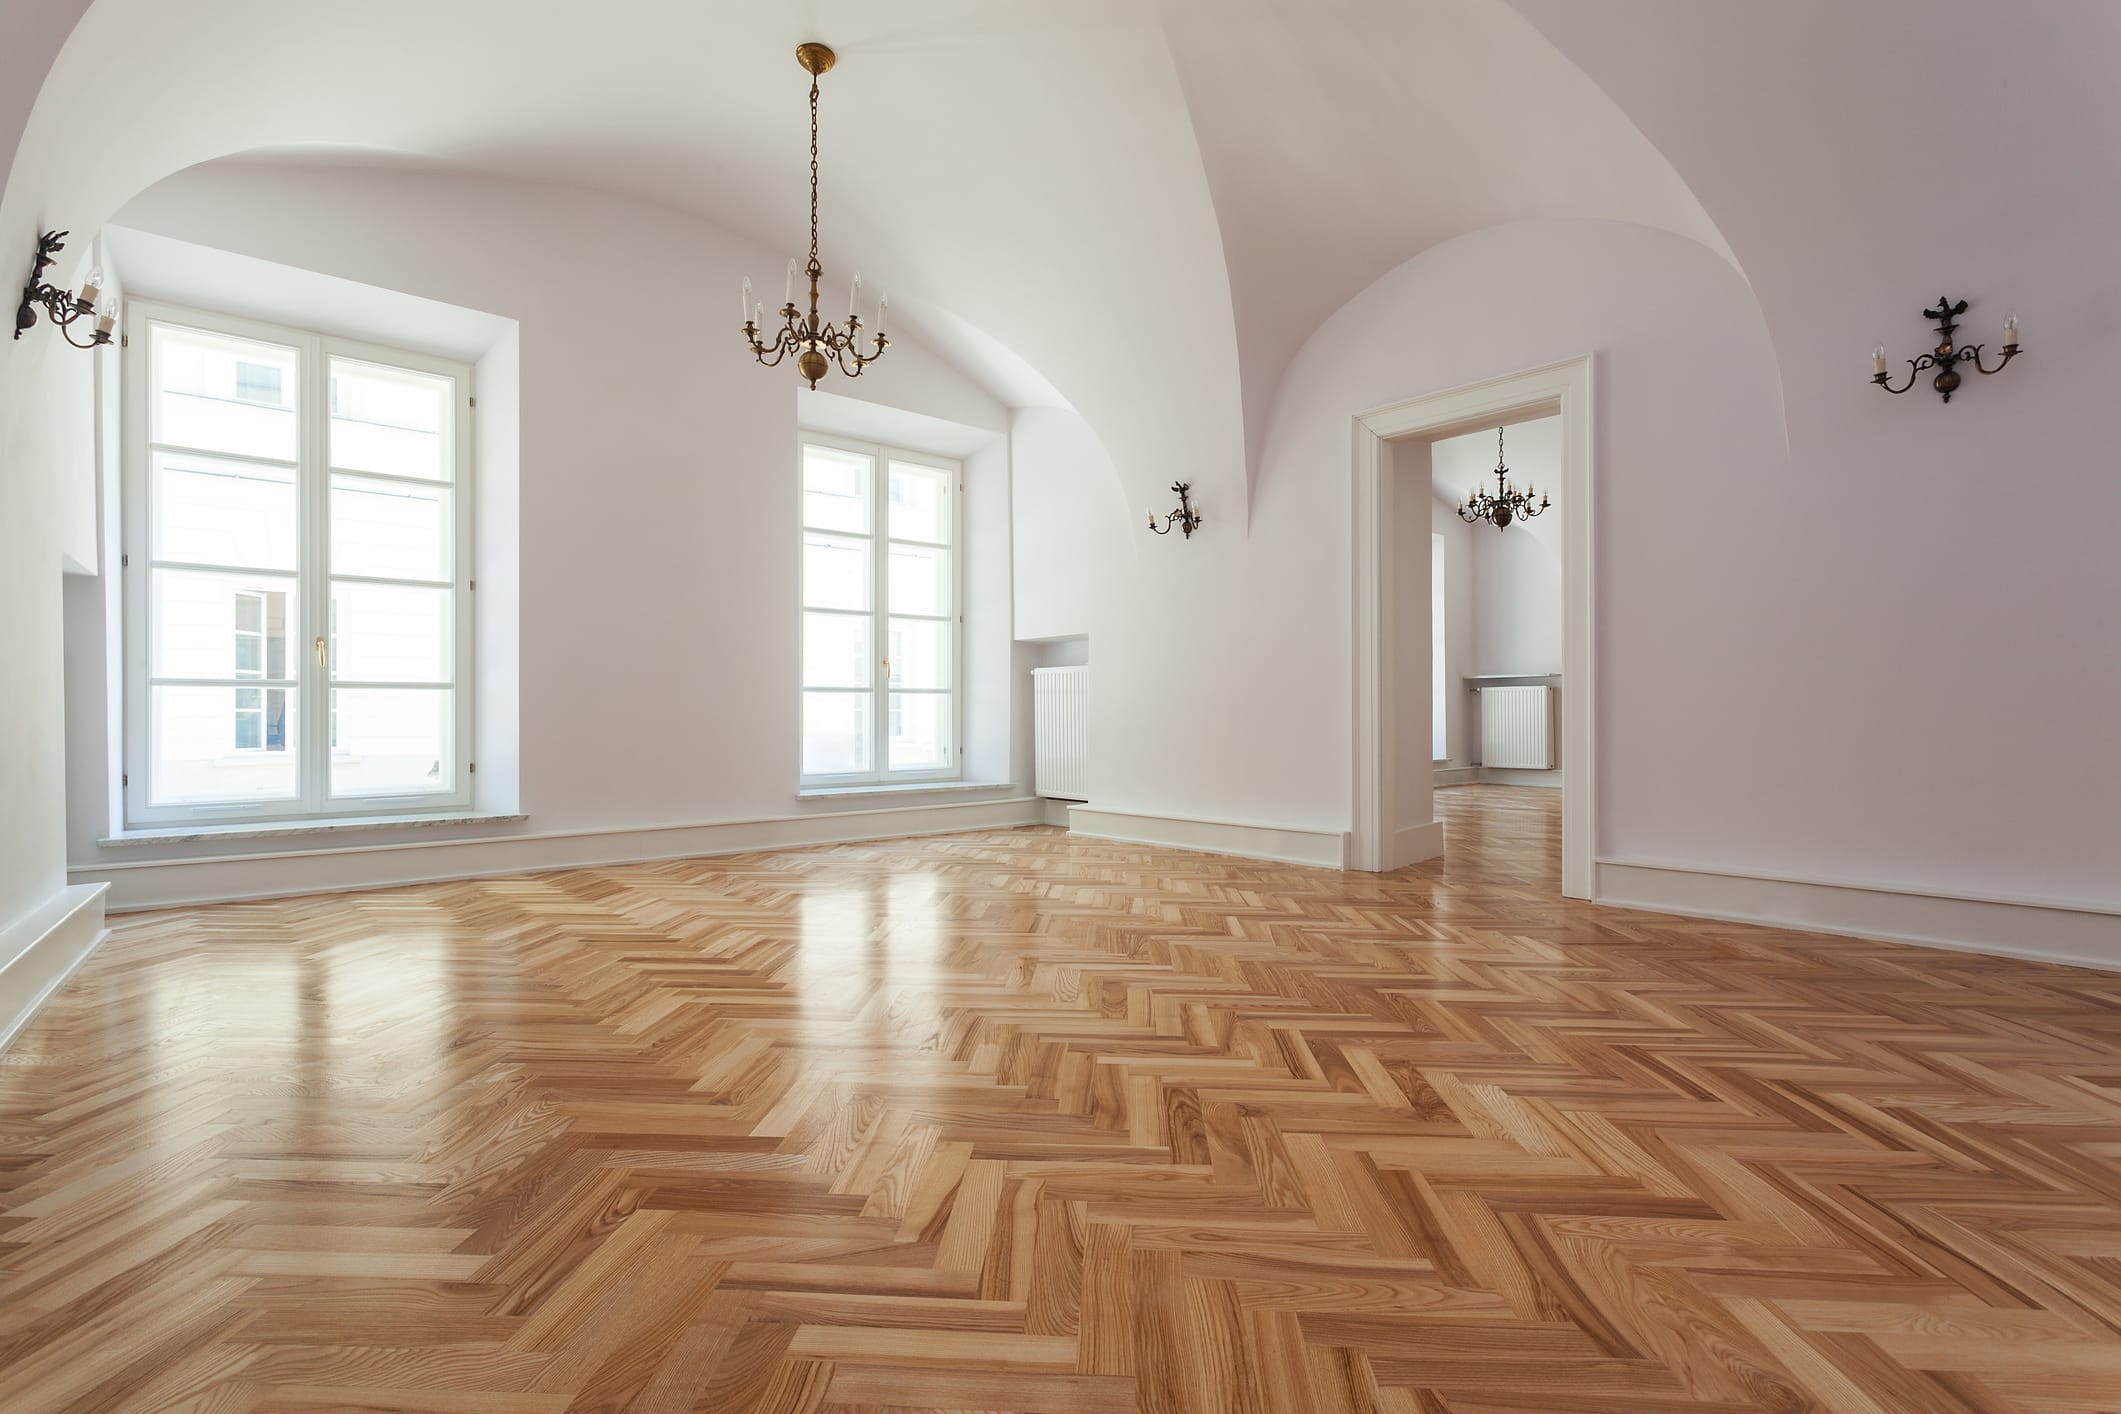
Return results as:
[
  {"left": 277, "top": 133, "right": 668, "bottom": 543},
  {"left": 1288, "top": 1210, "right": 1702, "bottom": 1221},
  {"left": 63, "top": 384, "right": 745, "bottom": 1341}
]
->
[
  {"left": 1434, "top": 416, "right": 1562, "bottom": 681},
  {"left": 1429, "top": 502, "right": 1475, "bottom": 766},
  {"left": 1075, "top": 217, "right": 1784, "bottom": 852},
  {"left": 1010, "top": 406, "right": 1128, "bottom": 643},
  {"left": 62, "top": 159, "right": 1030, "bottom": 904}
]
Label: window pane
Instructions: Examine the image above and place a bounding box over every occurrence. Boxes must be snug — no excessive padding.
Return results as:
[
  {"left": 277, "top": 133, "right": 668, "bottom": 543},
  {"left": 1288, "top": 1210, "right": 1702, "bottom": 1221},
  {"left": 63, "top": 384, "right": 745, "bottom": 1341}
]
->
[
  {"left": 331, "top": 581, "right": 449, "bottom": 683},
  {"left": 803, "top": 444, "right": 871, "bottom": 533},
  {"left": 153, "top": 324, "right": 298, "bottom": 462},
  {"left": 803, "top": 692, "right": 870, "bottom": 776},
  {"left": 151, "top": 569, "right": 296, "bottom": 680},
  {"left": 888, "top": 693, "right": 951, "bottom": 772},
  {"left": 803, "top": 533, "right": 870, "bottom": 611},
  {"left": 330, "top": 358, "right": 450, "bottom": 481},
  {"left": 804, "top": 612, "right": 870, "bottom": 689},
  {"left": 149, "top": 685, "right": 299, "bottom": 805},
  {"left": 330, "top": 687, "right": 451, "bottom": 797},
  {"left": 332, "top": 474, "right": 451, "bottom": 581},
  {"left": 153, "top": 451, "right": 297, "bottom": 570},
  {"left": 887, "top": 542, "right": 949, "bottom": 617},
  {"left": 886, "top": 618, "right": 949, "bottom": 690},
  {"left": 888, "top": 461, "right": 950, "bottom": 543}
]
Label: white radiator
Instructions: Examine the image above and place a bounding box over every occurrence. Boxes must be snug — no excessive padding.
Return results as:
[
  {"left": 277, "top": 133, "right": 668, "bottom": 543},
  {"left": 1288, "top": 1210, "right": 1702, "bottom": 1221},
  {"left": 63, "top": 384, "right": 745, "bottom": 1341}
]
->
[
  {"left": 1033, "top": 666, "right": 1089, "bottom": 801},
  {"left": 1478, "top": 685, "right": 1555, "bottom": 769}
]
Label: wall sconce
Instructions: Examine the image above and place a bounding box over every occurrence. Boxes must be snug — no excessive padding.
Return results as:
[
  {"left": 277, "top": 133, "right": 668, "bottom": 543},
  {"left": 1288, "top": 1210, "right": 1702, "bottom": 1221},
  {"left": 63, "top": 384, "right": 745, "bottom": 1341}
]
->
[
  {"left": 1146, "top": 481, "right": 1203, "bottom": 538},
  {"left": 15, "top": 231, "right": 116, "bottom": 350},
  {"left": 1872, "top": 296, "right": 2019, "bottom": 403}
]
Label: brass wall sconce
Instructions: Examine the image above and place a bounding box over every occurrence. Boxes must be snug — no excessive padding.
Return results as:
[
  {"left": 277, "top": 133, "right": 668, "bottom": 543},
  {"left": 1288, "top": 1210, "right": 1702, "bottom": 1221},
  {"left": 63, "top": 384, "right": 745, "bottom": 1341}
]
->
[
  {"left": 1147, "top": 482, "right": 1203, "bottom": 538},
  {"left": 1872, "top": 297, "right": 2019, "bottom": 403},
  {"left": 15, "top": 231, "right": 116, "bottom": 350}
]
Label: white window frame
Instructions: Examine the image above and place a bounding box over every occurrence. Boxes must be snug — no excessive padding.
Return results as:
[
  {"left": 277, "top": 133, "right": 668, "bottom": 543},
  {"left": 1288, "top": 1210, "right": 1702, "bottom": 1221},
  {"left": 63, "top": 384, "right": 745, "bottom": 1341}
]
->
[
  {"left": 799, "top": 433, "right": 962, "bottom": 788},
  {"left": 122, "top": 299, "right": 475, "bottom": 828}
]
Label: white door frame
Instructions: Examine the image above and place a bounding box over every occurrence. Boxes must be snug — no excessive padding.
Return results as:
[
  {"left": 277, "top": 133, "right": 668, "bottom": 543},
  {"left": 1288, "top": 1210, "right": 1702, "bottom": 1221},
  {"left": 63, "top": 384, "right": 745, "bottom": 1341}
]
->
[{"left": 1349, "top": 354, "right": 1595, "bottom": 897}]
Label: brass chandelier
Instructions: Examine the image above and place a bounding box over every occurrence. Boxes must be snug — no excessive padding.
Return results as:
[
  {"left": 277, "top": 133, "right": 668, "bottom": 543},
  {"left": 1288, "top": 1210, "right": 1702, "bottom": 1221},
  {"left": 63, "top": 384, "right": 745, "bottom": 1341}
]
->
[
  {"left": 1457, "top": 426, "right": 1548, "bottom": 531},
  {"left": 741, "top": 42, "right": 890, "bottom": 389}
]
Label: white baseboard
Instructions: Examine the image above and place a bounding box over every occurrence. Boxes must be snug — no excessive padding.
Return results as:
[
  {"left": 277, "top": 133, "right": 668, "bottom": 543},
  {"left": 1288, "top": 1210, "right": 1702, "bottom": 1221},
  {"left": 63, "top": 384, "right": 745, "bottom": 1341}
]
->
[
  {"left": 0, "top": 883, "right": 109, "bottom": 1052},
  {"left": 1597, "top": 859, "right": 2121, "bottom": 973},
  {"left": 1036, "top": 797, "right": 1077, "bottom": 826},
  {"left": 1386, "top": 819, "right": 1446, "bottom": 870},
  {"left": 1067, "top": 806, "right": 1348, "bottom": 869},
  {"left": 1433, "top": 765, "right": 1479, "bottom": 787},
  {"left": 1478, "top": 768, "right": 1563, "bottom": 789},
  {"left": 76, "top": 796, "right": 1046, "bottom": 911}
]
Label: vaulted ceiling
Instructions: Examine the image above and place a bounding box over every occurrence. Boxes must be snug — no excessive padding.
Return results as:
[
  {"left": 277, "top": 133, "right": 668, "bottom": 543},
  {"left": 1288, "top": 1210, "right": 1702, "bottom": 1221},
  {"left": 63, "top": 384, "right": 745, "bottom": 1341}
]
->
[{"left": 7, "top": 1, "right": 2116, "bottom": 519}]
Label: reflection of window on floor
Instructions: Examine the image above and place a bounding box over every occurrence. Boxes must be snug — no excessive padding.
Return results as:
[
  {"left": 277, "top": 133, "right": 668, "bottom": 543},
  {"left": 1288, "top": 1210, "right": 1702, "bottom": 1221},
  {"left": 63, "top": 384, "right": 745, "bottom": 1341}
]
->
[{"left": 232, "top": 588, "right": 288, "bottom": 752}]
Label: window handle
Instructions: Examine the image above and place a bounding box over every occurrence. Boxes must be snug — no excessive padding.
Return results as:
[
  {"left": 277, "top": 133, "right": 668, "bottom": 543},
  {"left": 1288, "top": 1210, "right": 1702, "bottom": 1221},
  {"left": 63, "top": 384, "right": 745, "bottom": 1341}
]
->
[
  {"left": 881, "top": 656, "right": 891, "bottom": 679},
  {"left": 314, "top": 635, "right": 327, "bottom": 669}
]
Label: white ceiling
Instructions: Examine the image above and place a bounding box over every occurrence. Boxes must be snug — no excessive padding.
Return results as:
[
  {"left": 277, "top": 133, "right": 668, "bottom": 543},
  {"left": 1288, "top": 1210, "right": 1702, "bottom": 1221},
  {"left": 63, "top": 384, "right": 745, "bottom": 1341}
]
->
[
  {"left": 15, "top": 0, "right": 2113, "bottom": 523},
  {"left": 4, "top": 0, "right": 1750, "bottom": 522}
]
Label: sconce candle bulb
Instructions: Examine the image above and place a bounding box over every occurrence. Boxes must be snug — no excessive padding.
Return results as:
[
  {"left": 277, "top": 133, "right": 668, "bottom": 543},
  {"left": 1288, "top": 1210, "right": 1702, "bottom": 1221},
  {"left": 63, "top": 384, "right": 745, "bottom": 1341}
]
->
[
  {"left": 15, "top": 230, "right": 115, "bottom": 350},
  {"left": 1871, "top": 295, "right": 2022, "bottom": 403}
]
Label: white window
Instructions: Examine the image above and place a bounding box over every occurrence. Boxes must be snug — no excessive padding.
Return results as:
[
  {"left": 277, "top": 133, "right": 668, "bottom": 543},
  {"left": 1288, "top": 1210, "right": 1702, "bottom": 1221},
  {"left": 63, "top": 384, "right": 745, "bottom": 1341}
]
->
[
  {"left": 123, "top": 302, "right": 474, "bottom": 827},
  {"left": 800, "top": 435, "right": 960, "bottom": 786}
]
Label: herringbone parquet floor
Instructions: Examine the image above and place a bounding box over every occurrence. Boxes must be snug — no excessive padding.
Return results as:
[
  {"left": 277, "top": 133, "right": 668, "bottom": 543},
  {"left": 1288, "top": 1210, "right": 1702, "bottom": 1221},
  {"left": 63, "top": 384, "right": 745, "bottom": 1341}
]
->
[{"left": 5, "top": 787, "right": 2121, "bottom": 1412}]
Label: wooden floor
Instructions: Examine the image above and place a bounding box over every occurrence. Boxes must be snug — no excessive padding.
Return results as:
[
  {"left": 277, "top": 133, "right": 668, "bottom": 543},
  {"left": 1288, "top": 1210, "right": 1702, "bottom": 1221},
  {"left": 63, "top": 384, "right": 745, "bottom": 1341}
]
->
[{"left": 5, "top": 788, "right": 2121, "bottom": 1412}]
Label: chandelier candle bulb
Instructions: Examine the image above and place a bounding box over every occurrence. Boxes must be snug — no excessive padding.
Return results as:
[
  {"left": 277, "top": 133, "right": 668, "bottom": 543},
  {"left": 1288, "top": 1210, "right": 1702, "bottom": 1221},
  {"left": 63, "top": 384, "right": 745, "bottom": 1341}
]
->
[
  {"left": 1873, "top": 345, "right": 1888, "bottom": 375},
  {"left": 2004, "top": 311, "right": 2020, "bottom": 345},
  {"left": 78, "top": 270, "right": 100, "bottom": 308},
  {"left": 848, "top": 272, "right": 861, "bottom": 320},
  {"left": 741, "top": 277, "right": 753, "bottom": 325},
  {"left": 785, "top": 259, "right": 795, "bottom": 308},
  {"left": 95, "top": 305, "right": 114, "bottom": 335}
]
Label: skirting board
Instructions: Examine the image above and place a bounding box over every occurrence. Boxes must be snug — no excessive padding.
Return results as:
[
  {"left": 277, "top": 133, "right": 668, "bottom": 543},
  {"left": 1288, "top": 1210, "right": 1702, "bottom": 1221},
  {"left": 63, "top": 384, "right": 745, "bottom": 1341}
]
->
[
  {"left": 1385, "top": 820, "right": 1446, "bottom": 871},
  {"left": 1478, "top": 768, "right": 1562, "bottom": 789},
  {"left": 77, "top": 796, "right": 1045, "bottom": 911},
  {"left": 1067, "top": 806, "right": 1348, "bottom": 869},
  {"left": 0, "top": 883, "right": 109, "bottom": 1052},
  {"left": 1597, "top": 860, "right": 2121, "bottom": 973}
]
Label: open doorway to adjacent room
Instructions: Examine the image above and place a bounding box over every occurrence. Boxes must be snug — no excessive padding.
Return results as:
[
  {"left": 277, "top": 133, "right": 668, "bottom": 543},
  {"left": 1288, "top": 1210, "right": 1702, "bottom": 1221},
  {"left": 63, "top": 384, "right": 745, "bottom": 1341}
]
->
[
  {"left": 1429, "top": 412, "right": 1566, "bottom": 873},
  {"left": 1349, "top": 357, "right": 1593, "bottom": 897}
]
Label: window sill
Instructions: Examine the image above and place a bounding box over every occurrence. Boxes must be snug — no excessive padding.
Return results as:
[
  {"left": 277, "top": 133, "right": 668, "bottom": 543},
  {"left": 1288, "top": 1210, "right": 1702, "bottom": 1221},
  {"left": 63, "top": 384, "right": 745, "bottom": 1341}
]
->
[
  {"left": 796, "top": 781, "right": 1013, "bottom": 801},
  {"left": 99, "top": 811, "right": 526, "bottom": 848}
]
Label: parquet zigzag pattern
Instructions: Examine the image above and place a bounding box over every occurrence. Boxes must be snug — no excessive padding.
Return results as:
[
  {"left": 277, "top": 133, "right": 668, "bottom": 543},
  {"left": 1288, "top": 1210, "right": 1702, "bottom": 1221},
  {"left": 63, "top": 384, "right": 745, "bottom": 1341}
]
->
[{"left": 4, "top": 788, "right": 2121, "bottom": 1412}]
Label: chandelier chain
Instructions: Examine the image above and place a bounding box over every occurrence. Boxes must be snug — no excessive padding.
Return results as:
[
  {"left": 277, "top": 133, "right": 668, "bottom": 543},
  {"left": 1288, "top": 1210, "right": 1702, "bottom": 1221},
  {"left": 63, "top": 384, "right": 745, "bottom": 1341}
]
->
[{"left": 808, "top": 75, "right": 820, "bottom": 267}]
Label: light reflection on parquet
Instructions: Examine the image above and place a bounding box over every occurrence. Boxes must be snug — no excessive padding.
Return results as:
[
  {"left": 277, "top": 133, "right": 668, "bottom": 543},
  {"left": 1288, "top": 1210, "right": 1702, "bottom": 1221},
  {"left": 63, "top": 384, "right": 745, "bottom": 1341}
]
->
[{"left": 5, "top": 786, "right": 2121, "bottom": 1412}]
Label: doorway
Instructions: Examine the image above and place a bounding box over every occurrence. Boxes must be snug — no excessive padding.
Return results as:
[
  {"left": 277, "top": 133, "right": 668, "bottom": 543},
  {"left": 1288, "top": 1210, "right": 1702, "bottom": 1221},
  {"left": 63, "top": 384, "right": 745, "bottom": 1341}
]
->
[{"left": 1348, "top": 356, "right": 1595, "bottom": 897}]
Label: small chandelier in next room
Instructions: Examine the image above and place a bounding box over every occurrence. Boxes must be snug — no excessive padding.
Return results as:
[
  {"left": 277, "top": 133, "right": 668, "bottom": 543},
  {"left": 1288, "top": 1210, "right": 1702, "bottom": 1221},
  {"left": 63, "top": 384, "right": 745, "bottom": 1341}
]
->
[
  {"left": 740, "top": 42, "right": 890, "bottom": 390},
  {"left": 1457, "top": 426, "right": 1548, "bottom": 531}
]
